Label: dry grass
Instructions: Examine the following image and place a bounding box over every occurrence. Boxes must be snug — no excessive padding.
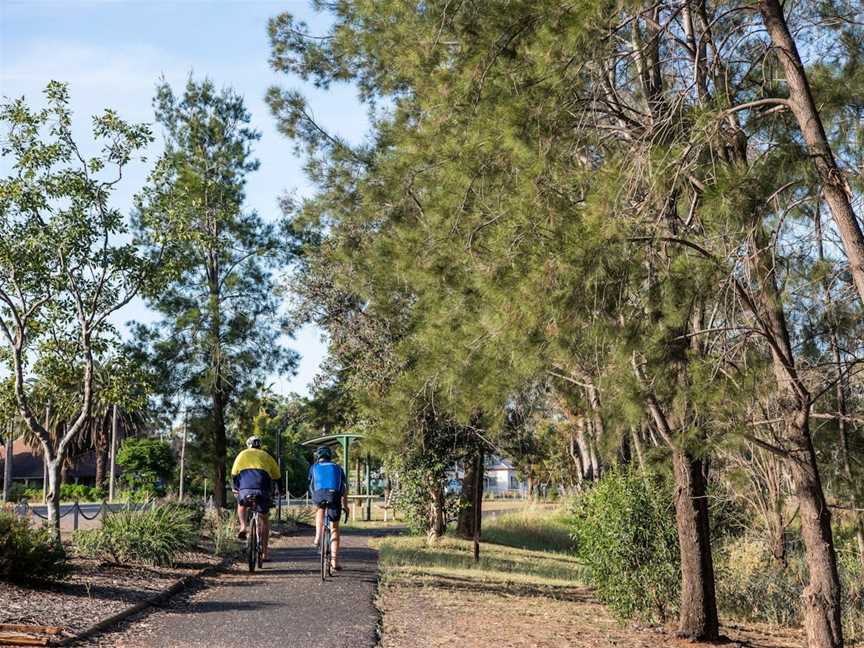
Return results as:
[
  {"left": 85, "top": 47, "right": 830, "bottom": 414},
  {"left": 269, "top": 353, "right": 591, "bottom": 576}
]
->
[{"left": 373, "top": 508, "right": 806, "bottom": 648}]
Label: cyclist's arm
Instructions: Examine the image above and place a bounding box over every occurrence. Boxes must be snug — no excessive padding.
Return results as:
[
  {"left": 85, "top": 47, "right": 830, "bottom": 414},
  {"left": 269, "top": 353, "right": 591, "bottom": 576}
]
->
[
  {"left": 340, "top": 467, "right": 349, "bottom": 510},
  {"left": 266, "top": 456, "right": 281, "bottom": 495},
  {"left": 230, "top": 454, "right": 242, "bottom": 494}
]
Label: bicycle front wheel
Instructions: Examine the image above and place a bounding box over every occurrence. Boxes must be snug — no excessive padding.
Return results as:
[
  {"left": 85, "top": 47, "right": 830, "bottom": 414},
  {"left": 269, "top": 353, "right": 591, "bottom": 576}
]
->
[{"left": 320, "top": 524, "right": 330, "bottom": 582}]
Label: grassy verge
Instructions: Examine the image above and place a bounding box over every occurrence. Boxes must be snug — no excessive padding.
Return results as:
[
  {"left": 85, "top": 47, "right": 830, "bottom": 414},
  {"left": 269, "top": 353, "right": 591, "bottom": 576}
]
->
[{"left": 373, "top": 506, "right": 584, "bottom": 592}]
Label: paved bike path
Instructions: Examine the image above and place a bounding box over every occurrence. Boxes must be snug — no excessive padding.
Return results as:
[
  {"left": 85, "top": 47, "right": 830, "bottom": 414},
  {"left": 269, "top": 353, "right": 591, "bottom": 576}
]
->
[{"left": 100, "top": 528, "right": 380, "bottom": 648}]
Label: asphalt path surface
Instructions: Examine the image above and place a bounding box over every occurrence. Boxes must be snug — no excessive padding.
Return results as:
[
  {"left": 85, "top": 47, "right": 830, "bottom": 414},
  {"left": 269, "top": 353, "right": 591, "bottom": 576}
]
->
[{"left": 88, "top": 526, "right": 381, "bottom": 648}]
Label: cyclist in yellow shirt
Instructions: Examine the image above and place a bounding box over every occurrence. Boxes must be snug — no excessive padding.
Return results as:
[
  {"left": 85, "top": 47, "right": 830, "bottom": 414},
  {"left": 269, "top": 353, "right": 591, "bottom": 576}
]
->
[{"left": 231, "top": 436, "right": 280, "bottom": 561}]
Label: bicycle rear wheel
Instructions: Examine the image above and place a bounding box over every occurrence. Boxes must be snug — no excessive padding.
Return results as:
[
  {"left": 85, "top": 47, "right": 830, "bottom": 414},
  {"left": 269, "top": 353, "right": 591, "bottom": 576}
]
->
[
  {"left": 247, "top": 513, "right": 258, "bottom": 573},
  {"left": 256, "top": 519, "right": 264, "bottom": 569}
]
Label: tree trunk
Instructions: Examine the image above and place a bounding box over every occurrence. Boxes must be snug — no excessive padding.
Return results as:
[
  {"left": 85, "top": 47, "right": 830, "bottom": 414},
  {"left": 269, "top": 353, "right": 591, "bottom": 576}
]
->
[
  {"left": 575, "top": 417, "right": 595, "bottom": 481},
  {"left": 94, "top": 410, "right": 110, "bottom": 490},
  {"left": 206, "top": 247, "right": 229, "bottom": 510},
  {"left": 2, "top": 421, "right": 13, "bottom": 502},
  {"left": 758, "top": 0, "right": 864, "bottom": 307},
  {"left": 745, "top": 219, "right": 844, "bottom": 648},
  {"left": 212, "top": 387, "right": 228, "bottom": 508},
  {"left": 672, "top": 448, "right": 720, "bottom": 640},
  {"left": 638, "top": 367, "right": 720, "bottom": 641},
  {"left": 787, "top": 414, "right": 844, "bottom": 648},
  {"left": 428, "top": 480, "right": 446, "bottom": 542},
  {"left": 569, "top": 428, "right": 585, "bottom": 487},
  {"left": 767, "top": 504, "right": 787, "bottom": 566},
  {"left": 45, "top": 456, "right": 62, "bottom": 543},
  {"left": 457, "top": 450, "right": 484, "bottom": 539},
  {"left": 617, "top": 430, "right": 631, "bottom": 467},
  {"left": 631, "top": 426, "right": 646, "bottom": 470}
]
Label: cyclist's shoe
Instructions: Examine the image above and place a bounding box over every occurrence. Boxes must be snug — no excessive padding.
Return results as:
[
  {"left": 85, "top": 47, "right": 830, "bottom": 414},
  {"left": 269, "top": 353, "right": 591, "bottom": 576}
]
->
[
  {"left": 237, "top": 529, "right": 247, "bottom": 540},
  {"left": 331, "top": 563, "right": 342, "bottom": 571}
]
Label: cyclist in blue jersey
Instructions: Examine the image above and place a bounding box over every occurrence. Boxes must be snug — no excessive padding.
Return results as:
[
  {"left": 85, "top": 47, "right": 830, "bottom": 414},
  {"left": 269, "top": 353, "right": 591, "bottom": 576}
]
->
[{"left": 309, "top": 446, "right": 349, "bottom": 570}]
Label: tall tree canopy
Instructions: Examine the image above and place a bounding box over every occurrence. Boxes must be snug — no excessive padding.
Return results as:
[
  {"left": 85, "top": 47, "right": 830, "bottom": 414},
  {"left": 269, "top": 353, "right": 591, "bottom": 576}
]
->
[
  {"left": 134, "top": 77, "right": 294, "bottom": 508},
  {"left": 268, "top": 2, "right": 864, "bottom": 647}
]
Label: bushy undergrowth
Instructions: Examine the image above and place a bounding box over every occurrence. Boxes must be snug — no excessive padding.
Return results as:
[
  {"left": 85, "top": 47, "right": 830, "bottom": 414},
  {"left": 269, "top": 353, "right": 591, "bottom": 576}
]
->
[
  {"left": 715, "top": 530, "right": 864, "bottom": 639},
  {"left": 569, "top": 469, "right": 680, "bottom": 623},
  {"left": 0, "top": 512, "right": 68, "bottom": 582},
  {"left": 837, "top": 540, "right": 864, "bottom": 642},
  {"left": 73, "top": 503, "right": 198, "bottom": 566},
  {"left": 715, "top": 536, "right": 804, "bottom": 627}
]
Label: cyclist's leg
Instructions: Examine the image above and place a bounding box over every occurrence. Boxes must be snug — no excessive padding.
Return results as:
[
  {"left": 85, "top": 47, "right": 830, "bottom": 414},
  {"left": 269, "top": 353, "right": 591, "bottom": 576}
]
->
[
  {"left": 237, "top": 499, "right": 248, "bottom": 538},
  {"left": 259, "top": 512, "right": 270, "bottom": 558},
  {"left": 330, "top": 512, "right": 341, "bottom": 568},
  {"left": 314, "top": 506, "right": 324, "bottom": 545}
]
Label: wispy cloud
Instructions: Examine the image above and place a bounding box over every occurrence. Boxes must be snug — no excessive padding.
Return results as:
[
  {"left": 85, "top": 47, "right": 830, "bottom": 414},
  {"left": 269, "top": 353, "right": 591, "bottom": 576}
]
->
[{"left": 1, "top": 39, "right": 182, "bottom": 119}]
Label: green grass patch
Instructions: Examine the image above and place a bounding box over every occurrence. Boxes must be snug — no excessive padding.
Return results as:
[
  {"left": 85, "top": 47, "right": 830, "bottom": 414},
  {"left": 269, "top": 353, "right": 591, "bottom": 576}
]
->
[
  {"left": 373, "top": 507, "right": 585, "bottom": 590},
  {"left": 482, "top": 507, "right": 575, "bottom": 553}
]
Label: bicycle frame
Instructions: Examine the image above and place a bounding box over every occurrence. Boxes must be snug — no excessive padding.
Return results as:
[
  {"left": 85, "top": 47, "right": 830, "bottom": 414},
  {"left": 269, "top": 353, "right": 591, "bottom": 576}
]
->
[
  {"left": 245, "top": 498, "right": 264, "bottom": 573},
  {"left": 320, "top": 514, "right": 332, "bottom": 581}
]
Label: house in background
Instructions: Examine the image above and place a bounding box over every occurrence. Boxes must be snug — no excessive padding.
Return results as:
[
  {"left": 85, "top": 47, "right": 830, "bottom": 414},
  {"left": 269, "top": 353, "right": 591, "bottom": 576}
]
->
[
  {"left": 446, "top": 455, "right": 527, "bottom": 497},
  {"left": 0, "top": 438, "right": 99, "bottom": 492},
  {"left": 484, "top": 456, "right": 526, "bottom": 496}
]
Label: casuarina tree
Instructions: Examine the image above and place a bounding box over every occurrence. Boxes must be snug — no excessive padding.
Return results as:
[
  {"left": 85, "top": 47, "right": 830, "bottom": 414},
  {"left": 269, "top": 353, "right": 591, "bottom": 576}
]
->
[{"left": 133, "top": 77, "right": 293, "bottom": 508}]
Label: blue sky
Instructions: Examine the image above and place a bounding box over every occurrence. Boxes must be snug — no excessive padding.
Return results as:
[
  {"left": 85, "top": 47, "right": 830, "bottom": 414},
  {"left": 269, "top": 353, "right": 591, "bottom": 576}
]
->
[{"left": 0, "top": 0, "right": 365, "bottom": 396}]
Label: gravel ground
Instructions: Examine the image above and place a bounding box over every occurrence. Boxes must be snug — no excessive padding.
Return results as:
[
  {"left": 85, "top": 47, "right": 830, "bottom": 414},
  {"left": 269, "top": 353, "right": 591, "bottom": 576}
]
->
[{"left": 0, "top": 552, "right": 222, "bottom": 636}]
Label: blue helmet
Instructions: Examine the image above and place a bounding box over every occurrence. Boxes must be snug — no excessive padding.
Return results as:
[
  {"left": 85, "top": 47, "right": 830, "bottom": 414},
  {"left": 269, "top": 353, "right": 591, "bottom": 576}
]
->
[{"left": 316, "top": 446, "right": 332, "bottom": 461}]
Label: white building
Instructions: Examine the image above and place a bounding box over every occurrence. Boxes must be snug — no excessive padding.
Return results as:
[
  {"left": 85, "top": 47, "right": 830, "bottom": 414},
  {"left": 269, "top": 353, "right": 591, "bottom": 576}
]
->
[
  {"left": 446, "top": 455, "right": 527, "bottom": 497},
  {"left": 484, "top": 457, "right": 526, "bottom": 495}
]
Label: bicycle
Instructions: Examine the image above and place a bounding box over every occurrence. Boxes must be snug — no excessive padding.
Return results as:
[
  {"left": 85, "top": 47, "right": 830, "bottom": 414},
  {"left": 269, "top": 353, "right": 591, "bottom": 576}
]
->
[
  {"left": 243, "top": 495, "right": 264, "bottom": 573},
  {"left": 320, "top": 506, "right": 349, "bottom": 582}
]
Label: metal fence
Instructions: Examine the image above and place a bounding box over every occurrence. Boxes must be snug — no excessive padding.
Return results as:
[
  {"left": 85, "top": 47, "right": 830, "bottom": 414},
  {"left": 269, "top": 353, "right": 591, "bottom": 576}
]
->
[{"left": 12, "top": 500, "right": 151, "bottom": 531}]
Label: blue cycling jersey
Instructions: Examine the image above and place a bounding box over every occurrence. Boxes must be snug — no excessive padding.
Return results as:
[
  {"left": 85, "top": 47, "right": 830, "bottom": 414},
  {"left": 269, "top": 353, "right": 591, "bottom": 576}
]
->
[{"left": 308, "top": 461, "right": 346, "bottom": 495}]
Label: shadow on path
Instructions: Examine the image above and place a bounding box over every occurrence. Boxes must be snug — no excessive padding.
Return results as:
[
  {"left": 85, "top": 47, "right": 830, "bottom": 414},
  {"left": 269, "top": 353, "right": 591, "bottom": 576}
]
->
[{"left": 81, "top": 528, "right": 380, "bottom": 648}]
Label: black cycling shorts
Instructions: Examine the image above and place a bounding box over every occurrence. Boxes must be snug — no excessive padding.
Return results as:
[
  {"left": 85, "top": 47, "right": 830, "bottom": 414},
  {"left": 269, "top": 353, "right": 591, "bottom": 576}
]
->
[
  {"left": 239, "top": 489, "right": 272, "bottom": 513},
  {"left": 312, "top": 489, "right": 342, "bottom": 523}
]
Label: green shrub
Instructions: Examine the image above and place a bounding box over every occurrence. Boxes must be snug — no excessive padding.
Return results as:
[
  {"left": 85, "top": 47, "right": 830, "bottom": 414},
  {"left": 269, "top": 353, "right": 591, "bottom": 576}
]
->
[
  {"left": 73, "top": 503, "right": 198, "bottom": 566},
  {"left": 282, "top": 505, "right": 314, "bottom": 527},
  {"left": 19, "top": 487, "right": 43, "bottom": 501},
  {"left": 169, "top": 499, "right": 205, "bottom": 530},
  {"left": 0, "top": 512, "right": 68, "bottom": 582},
  {"left": 116, "top": 438, "right": 176, "bottom": 497},
  {"left": 569, "top": 469, "right": 680, "bottom": 623},
  {"left": 114, "top": 487, "right": 156, "bottom": 503},
  {"left": 7, "top": 483, "right": 30, "bottom": 501},
  {"left": 203, "top": 508, "right": 239, "bottom": 557},
  {"left": 59, "top": 484, "right": 106, "bottom": 502}
]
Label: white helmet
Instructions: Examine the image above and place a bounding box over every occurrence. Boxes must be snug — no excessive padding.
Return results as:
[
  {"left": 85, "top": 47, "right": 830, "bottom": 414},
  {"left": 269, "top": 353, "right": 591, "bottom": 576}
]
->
[{"left": 246, "top": 436, "right": 262, "bottom": 449}]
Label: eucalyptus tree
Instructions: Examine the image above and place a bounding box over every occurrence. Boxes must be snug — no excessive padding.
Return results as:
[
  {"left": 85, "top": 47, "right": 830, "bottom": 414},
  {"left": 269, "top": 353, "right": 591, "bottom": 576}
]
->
[
  {"left": 0, "top": 82, "right": 159, "bottom": 538},
  {"left": 133, "top": 77, "right": 293, "bottom": 508}
]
